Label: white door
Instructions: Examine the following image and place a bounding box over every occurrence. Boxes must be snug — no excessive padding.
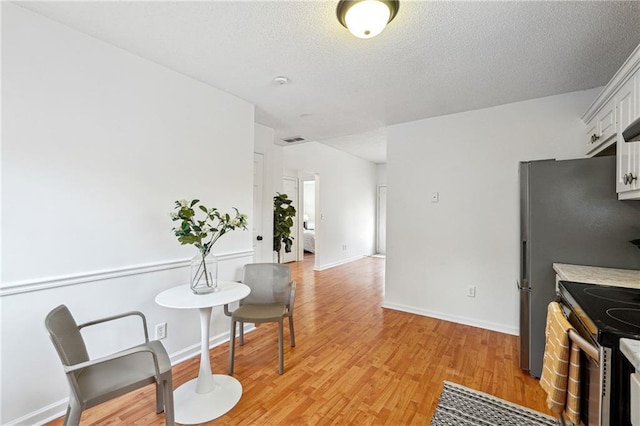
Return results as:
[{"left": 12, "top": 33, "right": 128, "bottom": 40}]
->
[
  {"left": 253, "top": 153, "right": 264, "bottom": 262},
  {"left": 281, "top": 177, "right": 299, "bottom": 263},
  {"left": 377, "top": 185, "right": 387, "bottom": 255}
]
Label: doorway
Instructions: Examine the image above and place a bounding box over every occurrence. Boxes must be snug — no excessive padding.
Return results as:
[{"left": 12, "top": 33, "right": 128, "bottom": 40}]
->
[{"left": 301, "top": 179, "right": 316, "bottom": 264}]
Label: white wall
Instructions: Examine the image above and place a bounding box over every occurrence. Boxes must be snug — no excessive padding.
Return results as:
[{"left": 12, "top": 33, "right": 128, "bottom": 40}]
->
[
  {"left": 282, "top": 142, "right": 377, "bottom": 269},
  {"left": 384, "top": 88, "right": 600, "bottom": 334},
  {"left": 1, "top": 4, "right": 254, "bottom": 424}
]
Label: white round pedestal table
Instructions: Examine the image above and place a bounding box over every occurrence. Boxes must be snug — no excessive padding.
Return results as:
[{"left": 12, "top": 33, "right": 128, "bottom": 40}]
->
[{"left": 155, "top": 281, "right": 250, "bottom": 424}]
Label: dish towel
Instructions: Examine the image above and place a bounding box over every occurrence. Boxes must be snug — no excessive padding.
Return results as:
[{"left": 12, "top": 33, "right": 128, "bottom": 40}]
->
[{"left": 539, "top": 302, "right": 581, "bottom": 425}]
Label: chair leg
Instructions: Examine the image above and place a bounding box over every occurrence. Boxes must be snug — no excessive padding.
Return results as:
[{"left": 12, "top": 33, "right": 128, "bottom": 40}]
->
[
  {"left": 239, "top": 321, "right": 245, "bottom": 346},
  {"left": 155, "top": 380, "right": 163, "bottom": 414},
  {"left": 229, "top": 319, "right": 236, "bottom": 375},
  {"left": 278, "top": 319, "right": 284, "bottom": 375},
  {"left": 162, "top": 376, "right": 175, "bottom": 426},
  {"left": 64, "top": 398, "right": 82, "bottom": 426},
  {"left": 289, "top": 315, "right": 296, "bottom": 347}
]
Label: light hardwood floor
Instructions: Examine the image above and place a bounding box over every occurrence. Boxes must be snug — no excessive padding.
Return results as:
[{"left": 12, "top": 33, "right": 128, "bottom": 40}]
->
[{"left": 48, "top": 255, "right": 550, "bottom": 425}]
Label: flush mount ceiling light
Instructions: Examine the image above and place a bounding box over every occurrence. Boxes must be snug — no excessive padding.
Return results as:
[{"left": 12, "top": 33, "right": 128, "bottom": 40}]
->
[{"left": 336, "top": 0, "right": 399, "bottom": 39}]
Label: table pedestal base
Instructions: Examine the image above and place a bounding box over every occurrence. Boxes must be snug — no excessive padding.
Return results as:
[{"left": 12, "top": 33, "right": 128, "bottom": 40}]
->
[{"left": 173, "top": 374, "right": 242, "bottom": 424}]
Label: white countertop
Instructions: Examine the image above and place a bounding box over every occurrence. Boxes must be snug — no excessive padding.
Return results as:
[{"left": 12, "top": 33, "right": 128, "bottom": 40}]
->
[
  {"left": 621, "top": 338, "right": 640, "bottom": 371},
  {"left": 553, "top": 263, "right": 640, "bottom": 289}
]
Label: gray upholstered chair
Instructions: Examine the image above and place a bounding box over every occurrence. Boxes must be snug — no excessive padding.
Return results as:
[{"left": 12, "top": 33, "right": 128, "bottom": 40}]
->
[
  {"left": 225, "top": 263, "right": 296, "bottom": 375},
  {"left": 45, "top": 304, "right": 174, "bottom": 426}
]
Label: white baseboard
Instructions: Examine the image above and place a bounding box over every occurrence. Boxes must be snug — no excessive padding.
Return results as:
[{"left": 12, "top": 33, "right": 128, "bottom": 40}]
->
[
  {"left": 169, "top": 325, "right": 256, "bottom": 366},
  {"left": 381, "top": 301, "right": 518, "bottom": 336},
  {"left": 314, "top": 254, "right": 368, "bottom": 271},
  {"left": 8, "top": 398, "right": 69, "bottom": 426}
]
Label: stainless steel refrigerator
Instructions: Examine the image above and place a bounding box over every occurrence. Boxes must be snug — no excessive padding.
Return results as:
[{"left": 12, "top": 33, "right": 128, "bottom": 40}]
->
[{"left": 518, "top": 156, "right": 640, "bottom": 378}]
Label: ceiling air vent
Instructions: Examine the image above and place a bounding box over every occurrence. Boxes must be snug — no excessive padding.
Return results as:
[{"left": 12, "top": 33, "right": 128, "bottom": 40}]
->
[{"left": 282, "top": 136, "right": 305, "bottom": 143}]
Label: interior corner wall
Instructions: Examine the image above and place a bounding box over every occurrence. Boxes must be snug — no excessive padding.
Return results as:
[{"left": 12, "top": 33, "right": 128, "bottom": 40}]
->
[
  {"left": 376, "top": 163, "right": 387, "bottom": 186},
  {"left": 1, "top": 4, "right": 254, "bottom": 424},
  {"left": 384, "top": 88, "right": 601, "bottom": 335},
  {"left": 282, "top": 142, "right": 377, "bottom": 269}
]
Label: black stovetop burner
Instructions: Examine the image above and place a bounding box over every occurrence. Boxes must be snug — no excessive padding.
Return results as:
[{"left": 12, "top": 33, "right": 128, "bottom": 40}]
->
[{"left": 559, "top": 281, "right": 640, "bottom": 347}]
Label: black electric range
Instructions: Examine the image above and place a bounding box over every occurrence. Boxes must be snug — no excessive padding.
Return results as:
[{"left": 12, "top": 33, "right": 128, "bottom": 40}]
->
[
  {"left": 558, "top": 280, "right": 640, "bottom": 426},
  {"left": 559, "top": 280, "right": 640, "bottom": 347}
]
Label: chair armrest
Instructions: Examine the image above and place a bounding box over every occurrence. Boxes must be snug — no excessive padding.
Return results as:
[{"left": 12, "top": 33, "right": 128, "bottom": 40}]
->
[
  {"left": 78, "top": 311, "right": 149, "bottom": 342},
  {"left": 64, "top": 345, "right": 163, "bottom": 381}
]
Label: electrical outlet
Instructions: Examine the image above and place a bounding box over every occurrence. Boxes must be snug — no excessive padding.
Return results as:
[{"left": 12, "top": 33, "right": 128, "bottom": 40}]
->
[
  {"left": 342, "top": 244, "right": 347, "bottom": 251},
  {"left": 155, "top": 322, "right": 167, "bottom": 340},
  {"left": 431, "top": 192, "right": 439, "bottom": 203},
  {"left": 467, "top": 286, "right": 476, "bottom": 298}
]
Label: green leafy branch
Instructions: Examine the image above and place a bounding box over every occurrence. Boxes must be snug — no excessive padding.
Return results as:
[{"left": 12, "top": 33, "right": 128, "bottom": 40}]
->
[{"left": 171, "top": 199, "right": 248, "bottom": 257}]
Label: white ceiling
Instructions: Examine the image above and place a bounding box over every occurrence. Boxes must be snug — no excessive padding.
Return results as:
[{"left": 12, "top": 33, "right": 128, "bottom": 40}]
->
[{"left": 13, "top": 1, "right": 640, "bottom": 164}]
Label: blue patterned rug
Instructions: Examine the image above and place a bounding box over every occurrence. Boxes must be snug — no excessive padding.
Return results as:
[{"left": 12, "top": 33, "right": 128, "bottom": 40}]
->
[{"left": 431, "top": 381, "right": 558, "bottom": 426}]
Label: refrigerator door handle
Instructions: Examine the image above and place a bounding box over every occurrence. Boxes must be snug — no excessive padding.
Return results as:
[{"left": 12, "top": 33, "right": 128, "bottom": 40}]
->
[
  {"left": 521, "top": 241, "right": 527, "bottom": 282},
  {"left": 517, "top": 280, "right": 531, "bottom": 292}
]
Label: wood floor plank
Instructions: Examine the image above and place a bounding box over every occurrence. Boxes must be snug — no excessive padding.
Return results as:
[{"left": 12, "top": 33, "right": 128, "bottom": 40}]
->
[{"left": 47, "top": 255, "right": 550, "bottom": 425}]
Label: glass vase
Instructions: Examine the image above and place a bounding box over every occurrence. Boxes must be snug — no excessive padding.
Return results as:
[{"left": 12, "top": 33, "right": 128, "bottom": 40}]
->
[{"left": 190, "top": 252, "right": 218, "bottom": 294}]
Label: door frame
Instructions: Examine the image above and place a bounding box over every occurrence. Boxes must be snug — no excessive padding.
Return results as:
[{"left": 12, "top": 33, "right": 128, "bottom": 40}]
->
[
  {"left": 253, "top": 152, "right": 265, "bottom": 262},
  {"left": 376, "top": 185, "right": 387, "bottom": 255}
]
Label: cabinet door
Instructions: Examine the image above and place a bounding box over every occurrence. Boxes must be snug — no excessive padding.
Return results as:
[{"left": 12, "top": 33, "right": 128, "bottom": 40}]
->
[
  {"left": 616, "top": 76, "right": 640, "bottom": 195},
  {"left": 586, "top": 98, "right": 616, "bottom": 155},
  {"left": 585, "top": 119, "right": 598, "bottom": 154},
  {"left": 598, "top": 99, "right": 617, "bottom": 144}
]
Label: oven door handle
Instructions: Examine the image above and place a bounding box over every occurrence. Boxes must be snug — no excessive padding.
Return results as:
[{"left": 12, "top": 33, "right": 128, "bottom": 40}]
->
[{"left": 568, "top": 329, "right": 599, "bottom": 362}]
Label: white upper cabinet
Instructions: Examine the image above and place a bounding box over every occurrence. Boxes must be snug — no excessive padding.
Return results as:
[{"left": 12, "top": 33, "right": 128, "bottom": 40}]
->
[
  {"left": 585, "top": 98, "right": 616, "bottom": 155},
  {"left": 616, "top": 74, "right": 640, "bottom": 197},
  {"left": 582, "top": 43, "right": 640, "bottom": 200}
]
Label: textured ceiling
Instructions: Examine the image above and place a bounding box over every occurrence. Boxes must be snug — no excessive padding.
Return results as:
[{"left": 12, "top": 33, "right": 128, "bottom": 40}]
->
[{"left": 13, "top": 1, "right": 640, "bottom": 164}]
